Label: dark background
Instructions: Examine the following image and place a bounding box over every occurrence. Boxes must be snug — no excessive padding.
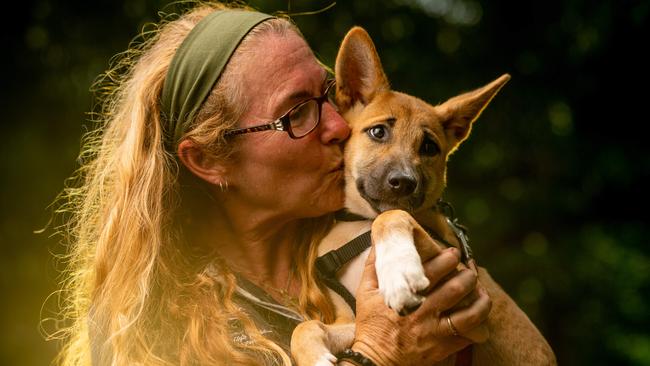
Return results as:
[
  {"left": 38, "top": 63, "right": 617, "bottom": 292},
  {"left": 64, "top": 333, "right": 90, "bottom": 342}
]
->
[{"left": 2, "top": 0, "right": 648, "bottom": 365}]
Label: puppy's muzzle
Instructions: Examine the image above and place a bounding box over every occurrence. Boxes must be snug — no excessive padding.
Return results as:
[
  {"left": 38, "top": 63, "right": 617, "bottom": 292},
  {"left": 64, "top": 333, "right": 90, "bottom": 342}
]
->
[{"left": 357, "top": 165, "right": 425, "bottom": 213}]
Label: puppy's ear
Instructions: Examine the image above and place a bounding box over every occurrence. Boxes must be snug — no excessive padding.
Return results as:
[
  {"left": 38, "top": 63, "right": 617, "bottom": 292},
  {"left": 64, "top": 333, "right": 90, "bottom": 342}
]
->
[
  {"left": 335, "top": 26, "right": 390, "bottom": 112},
  {"left": 440, "top": 74, "right": 511, "bottom": 153}
]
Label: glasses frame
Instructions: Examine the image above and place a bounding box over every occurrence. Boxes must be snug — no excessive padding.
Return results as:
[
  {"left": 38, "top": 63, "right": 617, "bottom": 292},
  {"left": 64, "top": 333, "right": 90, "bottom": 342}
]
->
[{"left": 223, "top": 79, "right": 336, "bottom": 139}]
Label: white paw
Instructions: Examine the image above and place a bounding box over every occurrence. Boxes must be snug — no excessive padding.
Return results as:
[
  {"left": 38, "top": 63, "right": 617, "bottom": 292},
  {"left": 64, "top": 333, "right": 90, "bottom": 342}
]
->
[
  {"left": 314, "top": 352, "right": 337, "bottom": 366},
  {"left": 375, "top": 232, "right": 430, "bottom": 314},
  {"left": 380, "top": 259, "right": 429, "bottom": 313}
]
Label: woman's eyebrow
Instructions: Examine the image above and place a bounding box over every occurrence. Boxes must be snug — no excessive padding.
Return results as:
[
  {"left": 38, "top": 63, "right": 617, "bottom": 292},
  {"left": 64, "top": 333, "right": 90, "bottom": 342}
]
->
[
  {"left": 283, "top": 71, "right": 329, "bottom": 102},
  {"left": 276, "top": 70, "right": 329, "bottom": 113},
  {"left": 285, "top": 89, "right": 313, "bottom": 102}
]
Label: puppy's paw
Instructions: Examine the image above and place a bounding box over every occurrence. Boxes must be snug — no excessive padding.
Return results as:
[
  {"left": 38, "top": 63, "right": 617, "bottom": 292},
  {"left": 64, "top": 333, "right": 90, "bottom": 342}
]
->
[
  {"left": 375, "top": 232, "right": 430, "bottom": 314},
  {"left": 380, "top": 260, "right": 429, "bottom": 313}
]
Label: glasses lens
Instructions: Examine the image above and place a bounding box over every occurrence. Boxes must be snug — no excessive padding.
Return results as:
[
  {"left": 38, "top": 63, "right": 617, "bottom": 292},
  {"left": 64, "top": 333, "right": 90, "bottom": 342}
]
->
[{"left": 288, "top": 99, "right": 319, "bottom": 137}]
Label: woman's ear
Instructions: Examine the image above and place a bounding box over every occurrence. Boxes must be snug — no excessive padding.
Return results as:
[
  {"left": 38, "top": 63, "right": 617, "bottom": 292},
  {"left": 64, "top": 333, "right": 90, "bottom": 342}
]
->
[{"left": 177, "top": 139, "right": 229, "bottom": 188}]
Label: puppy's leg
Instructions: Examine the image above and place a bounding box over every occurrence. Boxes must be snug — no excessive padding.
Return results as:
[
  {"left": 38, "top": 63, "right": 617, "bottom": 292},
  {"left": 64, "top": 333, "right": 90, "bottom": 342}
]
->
[
  {"left": 292, "top": 321, "right": 355, "bottom": 366},
  {"left": 291, "top": 291, "right": 356, "bottom": 366},
  {"left": 471, "top": 267, "right": 557, "bottom": 366},
  {"left": 371, "top": 209, "right": 442, "bottom": 313}
]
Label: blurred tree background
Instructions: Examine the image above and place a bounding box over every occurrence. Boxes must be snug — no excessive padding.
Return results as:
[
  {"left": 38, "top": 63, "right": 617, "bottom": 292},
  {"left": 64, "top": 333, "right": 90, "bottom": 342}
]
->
[{"left": 1, "top": 0, "right": 648, "bottom": 364}]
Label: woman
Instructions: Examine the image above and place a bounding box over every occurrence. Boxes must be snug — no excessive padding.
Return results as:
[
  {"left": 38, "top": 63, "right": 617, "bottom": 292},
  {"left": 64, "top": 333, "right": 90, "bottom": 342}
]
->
[{"left": 54, "top": 2, "right": 492, "bottom": 365}]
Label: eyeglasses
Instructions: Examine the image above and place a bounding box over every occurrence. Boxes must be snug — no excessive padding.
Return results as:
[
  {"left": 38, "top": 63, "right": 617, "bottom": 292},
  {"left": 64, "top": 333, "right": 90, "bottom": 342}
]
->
[{"left": 224, "top": 79, "right": 336, "bottom": 139}]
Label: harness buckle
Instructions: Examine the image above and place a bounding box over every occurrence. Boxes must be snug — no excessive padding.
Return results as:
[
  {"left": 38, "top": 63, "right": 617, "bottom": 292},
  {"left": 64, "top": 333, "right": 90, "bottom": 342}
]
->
[{"left": 315, "top": 250, "right": 344, "bottom": 276}]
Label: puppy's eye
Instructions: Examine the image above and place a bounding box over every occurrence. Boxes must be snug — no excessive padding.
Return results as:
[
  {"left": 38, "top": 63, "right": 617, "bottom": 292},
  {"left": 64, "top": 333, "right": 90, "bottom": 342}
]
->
[
  {"left": 367, "top": 125, "right": 388, "bottom": 141},
  {"left": 420, "top": 136, "right": 440, "bottom": 156}
]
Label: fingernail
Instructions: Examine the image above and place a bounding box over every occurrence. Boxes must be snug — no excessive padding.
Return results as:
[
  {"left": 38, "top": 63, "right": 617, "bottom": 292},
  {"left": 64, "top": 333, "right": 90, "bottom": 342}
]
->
[
  {"left": 447, "top": 247, "right": 459, "bottom": 257},
  {"left": 468, "top": 260, "right": 478, "bottom": 275}
]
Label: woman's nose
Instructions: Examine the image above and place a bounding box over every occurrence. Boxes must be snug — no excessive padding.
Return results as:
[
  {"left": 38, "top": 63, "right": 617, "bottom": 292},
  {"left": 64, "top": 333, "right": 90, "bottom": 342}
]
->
[{"left": 319, "top": 102, "right": 350, "bottom": 144}]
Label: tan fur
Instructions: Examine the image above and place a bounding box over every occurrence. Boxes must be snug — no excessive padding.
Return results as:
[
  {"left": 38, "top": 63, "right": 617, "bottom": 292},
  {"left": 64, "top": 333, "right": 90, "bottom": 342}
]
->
[{"left": 291, "top": 27, "right": 556, "bottom": 365}]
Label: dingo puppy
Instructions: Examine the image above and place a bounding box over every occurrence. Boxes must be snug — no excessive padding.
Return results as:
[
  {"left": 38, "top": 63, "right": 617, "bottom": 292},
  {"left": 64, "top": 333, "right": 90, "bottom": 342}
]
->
[{"left": 291, "top": 27, "right": 556, "bottom": 366}]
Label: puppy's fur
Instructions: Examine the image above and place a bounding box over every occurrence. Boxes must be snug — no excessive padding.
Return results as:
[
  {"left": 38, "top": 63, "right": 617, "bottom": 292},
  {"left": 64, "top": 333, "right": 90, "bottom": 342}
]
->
[{"left": 291, "top": 27, "right": 556, "bottom": 366}]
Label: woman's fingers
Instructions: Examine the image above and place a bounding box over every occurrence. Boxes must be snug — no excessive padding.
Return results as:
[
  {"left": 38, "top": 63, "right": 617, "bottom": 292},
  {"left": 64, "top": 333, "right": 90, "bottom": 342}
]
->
[
  {"left": 417, "top": 266, "right": 478, "bottom": 316},
  {"left": 421, "top": 247, "right": 461, "bottom": 292},
  {"left": 441, "top": 287, "right": 492, "bottom": 336}
]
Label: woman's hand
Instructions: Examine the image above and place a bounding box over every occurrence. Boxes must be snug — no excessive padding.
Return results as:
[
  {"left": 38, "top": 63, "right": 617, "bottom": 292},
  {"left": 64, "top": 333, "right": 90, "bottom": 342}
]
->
[{"left": 350, "top": 246, "right": 492, "bottom": 366}]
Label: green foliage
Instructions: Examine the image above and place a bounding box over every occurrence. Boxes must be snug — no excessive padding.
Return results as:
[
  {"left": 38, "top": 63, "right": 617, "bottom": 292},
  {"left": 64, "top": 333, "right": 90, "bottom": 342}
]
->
[{"left": 2, "top": 0, "right": 647, "bottom": 364}]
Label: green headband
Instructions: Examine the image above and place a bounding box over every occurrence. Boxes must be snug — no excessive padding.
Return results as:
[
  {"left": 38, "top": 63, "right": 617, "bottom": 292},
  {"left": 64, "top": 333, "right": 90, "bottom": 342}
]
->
[{"left": 161, "top": 10, "right": 274, "bottom": 151}]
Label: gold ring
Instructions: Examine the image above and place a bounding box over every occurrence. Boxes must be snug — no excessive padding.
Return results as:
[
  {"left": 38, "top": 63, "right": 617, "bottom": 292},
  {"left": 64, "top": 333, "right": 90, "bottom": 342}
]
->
[{"left": 446, "top": 315, "right": 459, "bottom": 336}]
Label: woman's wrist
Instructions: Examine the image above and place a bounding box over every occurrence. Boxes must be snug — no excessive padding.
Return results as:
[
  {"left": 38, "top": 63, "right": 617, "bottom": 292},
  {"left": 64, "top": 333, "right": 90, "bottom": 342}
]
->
[
  {"left": 346, "top": 341, "right": 389, "bottom": 366},
  {"left": 336, "top": 347, "right": 378, "bottom": 366}
]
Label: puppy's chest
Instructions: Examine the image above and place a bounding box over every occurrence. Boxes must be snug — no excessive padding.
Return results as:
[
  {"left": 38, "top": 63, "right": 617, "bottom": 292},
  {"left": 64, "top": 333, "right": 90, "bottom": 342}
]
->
[{"left": 318, "top": 216, "right": 467, "bottom": 301}]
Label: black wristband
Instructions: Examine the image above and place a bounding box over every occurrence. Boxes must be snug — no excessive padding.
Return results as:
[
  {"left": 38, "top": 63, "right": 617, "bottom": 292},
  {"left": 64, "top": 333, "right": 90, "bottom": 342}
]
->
[{"left": 336, "top": 348, "right": 377, "bottom": 366}]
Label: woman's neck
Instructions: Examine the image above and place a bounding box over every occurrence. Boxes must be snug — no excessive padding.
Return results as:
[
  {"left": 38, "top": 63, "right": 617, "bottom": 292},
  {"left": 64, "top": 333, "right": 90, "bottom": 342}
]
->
[{"left": 203, "top": 198, "right": 301, "bottom": 297}]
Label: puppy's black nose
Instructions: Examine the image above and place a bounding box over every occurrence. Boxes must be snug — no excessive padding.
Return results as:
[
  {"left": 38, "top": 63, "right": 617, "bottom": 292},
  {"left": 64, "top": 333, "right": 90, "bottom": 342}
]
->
[{"left": 387, "top": 172, "right": 417, "bottom": 196}]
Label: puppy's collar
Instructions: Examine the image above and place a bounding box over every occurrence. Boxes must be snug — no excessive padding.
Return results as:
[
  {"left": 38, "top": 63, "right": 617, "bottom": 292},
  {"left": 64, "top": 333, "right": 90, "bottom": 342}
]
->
[
  {"left": 335, "top": 199, "right": 457, "bottom": 222},
  {"left": 334, "top": 209, "right": 368, "bottom": 222},
  {"left": 434, "top": 198, "right": 459, "bottom": 220}
]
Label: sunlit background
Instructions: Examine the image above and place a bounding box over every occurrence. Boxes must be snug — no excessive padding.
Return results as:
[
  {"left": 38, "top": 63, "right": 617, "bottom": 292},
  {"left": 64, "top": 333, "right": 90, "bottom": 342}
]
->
[{"left": 2, "top": 0, "right": 648, "bottom": 365}]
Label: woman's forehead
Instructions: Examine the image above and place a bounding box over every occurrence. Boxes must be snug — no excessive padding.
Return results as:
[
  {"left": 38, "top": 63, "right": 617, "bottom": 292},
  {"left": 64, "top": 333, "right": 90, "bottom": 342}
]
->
[
  {"left": 240, "top": 32, "right": 326, "bottom": 113},
  {"left": 245, "top": 33, "right": 320, "bottom": 76}
]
